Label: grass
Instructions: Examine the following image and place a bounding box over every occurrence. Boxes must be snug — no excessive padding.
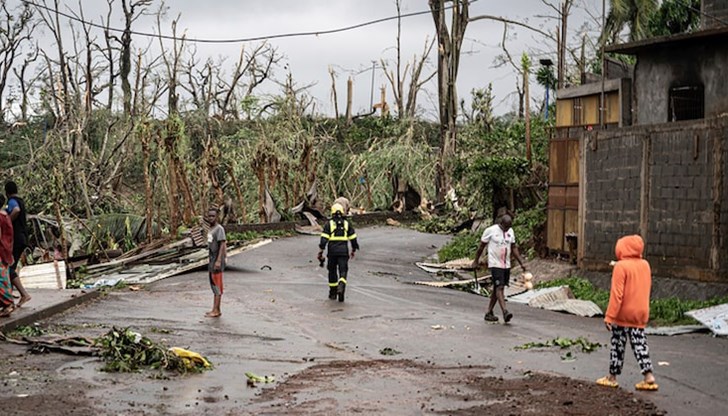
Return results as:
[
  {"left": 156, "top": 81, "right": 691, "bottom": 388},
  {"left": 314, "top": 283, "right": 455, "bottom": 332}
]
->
[
  {"left": 537, "top": 277, "right": 728, "bottom": 326},
  {"left": 437, "top": 232, "right": 480, "bottom": 263},
  {"left": 227, "top": 229, "right": 296, "bottom": 242}
]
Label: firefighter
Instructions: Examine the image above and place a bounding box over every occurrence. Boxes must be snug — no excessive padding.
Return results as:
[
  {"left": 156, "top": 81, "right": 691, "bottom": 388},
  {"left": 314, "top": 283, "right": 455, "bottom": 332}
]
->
[{"left": 317, "top": 203, "right": 359, "bottom": 302}]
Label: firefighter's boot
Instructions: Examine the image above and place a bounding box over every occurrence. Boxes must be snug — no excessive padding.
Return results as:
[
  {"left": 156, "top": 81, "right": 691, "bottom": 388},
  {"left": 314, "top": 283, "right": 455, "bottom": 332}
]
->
[
  {"left": 337, "top": 278, "right": 346, "bottom": 302},
  {"left": 328, "top": 286, "right": 337, "bottom": 300}
]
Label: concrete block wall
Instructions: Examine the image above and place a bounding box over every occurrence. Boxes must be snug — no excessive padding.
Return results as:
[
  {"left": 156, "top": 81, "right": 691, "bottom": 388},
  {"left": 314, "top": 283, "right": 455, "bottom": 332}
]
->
[
  {"left": 647, "top": 129, "right": 714, "bottom": 269},
  {"left": 582, "top": 118, "right": 728, "bottom": 281},
  {"left": 583, "top": 131, "right": 643, "bottom": 260}
]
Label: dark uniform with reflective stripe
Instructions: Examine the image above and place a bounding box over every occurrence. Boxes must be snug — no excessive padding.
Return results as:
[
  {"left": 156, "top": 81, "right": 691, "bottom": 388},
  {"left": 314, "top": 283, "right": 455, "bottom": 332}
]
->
[{"left": 319, "top": 215, "right": 359, "bottom": 301}]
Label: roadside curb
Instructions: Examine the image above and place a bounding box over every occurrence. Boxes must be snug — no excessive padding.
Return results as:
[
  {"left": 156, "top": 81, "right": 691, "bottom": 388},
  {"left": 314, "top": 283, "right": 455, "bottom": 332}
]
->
[{"left": 0, "top": 289, "right": 103, "bottom": 333}]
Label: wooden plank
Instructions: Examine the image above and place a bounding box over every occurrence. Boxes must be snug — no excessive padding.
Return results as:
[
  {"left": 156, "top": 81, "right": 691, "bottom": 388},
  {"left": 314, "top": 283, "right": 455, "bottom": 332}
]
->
[
  {"left": 582, "top": 95, "right": 599, "bottom": 125},
  {"left": 566, "top": 140, "right": 580, "bottom": 184},
  {"left": 547, "top": 209, "right": 565, "bottom": 251},
  {"left": 556, "top": 99, "right": 573, "bottom": 127},
  {"left": 548, "top": 186, "right": 566, "bottom": 208},
  {"left": 565, "top": 186, "right": 579, "bottom": 209},
  {"left": 565, "top": 209, "right": 578, "bottom": 236},
  {"left": 549, "top": 141, "right": 567, "bottom": 183},
  {"left": 606, "top": 92, "right": 620, "bottom": 124}
]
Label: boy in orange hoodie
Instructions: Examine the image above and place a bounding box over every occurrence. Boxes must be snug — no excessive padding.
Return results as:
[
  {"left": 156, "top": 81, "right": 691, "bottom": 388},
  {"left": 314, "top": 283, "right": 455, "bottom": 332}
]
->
[{"left": 597, "top": 235, "right": 658, "bottom": 391}]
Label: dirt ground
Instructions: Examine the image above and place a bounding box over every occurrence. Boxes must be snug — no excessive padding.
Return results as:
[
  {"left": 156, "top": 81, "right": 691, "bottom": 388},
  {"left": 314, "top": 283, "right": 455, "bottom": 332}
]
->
[{"left": 254, "top": 359, "right": 663, "bottom": 415}]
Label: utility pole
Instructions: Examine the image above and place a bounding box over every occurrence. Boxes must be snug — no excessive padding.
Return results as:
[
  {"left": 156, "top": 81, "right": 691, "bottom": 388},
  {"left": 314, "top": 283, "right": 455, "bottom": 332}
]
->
[
  {"left": 369, "top": 61, "right": 376, "bottom": 110},
  {"left": 600, "top": 0, "right": 606, "bottom": 127}
]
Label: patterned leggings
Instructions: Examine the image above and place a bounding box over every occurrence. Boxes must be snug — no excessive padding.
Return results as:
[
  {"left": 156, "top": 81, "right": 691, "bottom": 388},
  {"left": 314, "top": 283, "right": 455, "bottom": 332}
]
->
[{"left": 609, "top": 325, "right": 653, "bottom": 376}]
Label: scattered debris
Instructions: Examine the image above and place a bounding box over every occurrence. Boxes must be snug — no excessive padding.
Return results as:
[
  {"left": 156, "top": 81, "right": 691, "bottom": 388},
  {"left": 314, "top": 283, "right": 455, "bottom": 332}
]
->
[
  {"left": 686, "top": 303, "right": 728, "bottom": 336},
  {"left": 260, "top": 265, "right": 272, "bottom": 271},
  {"left": 169, "top": 347, "right": 211, "bottom": 370},
  {"left": 19, "top": 260, "right": 67, "bottom": 289},
  {"left": 8, "top": 324, "right": 45, "bottom": 338},
  {"left": 515, "top": 336, "right": 602, "bottom": 354},
  {"left": 658, "top": 361, "right": 670, "bottom": 366},
  {"left": 83, "top": 239, "right": 271, "bottom": 287},
  {"left": 645, "top": 325, "right": 709, "bottom": 336},
  {"left": 430, "top": 325, "right": 445, "bottom": 330},
  {"left": 245, "top": 371, "right": 275, "bottom": 387},
  {"left": 379, "top": 347, "right": 401, "bottom": 356},
  {"left": 386, "top": 218, "right": 401, "bottom": 227},
  {"left": 294, "top": 211, "right": 323, "bottom": 235},
  {"left": 512, "top": 286, "right": 603, "bottom": 317},
  {"left": 95, "top": 327, "right": 211, "bottom": 374}
]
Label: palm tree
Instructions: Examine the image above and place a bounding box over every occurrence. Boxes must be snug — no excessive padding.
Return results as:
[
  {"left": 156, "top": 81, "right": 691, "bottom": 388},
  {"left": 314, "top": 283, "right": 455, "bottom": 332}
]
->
[{"left": 603, "top": 0, "right": 658, "bottom": 43}]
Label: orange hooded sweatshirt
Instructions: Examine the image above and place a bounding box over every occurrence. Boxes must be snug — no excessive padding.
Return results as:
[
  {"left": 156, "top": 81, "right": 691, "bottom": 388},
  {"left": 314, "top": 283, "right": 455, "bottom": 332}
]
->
[{"left": 604, "top": 235, "right": 651, "bottom": 328}]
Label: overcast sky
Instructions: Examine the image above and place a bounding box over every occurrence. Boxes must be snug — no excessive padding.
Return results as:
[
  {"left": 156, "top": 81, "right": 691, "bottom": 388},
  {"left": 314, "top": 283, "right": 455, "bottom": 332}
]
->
[{"left": 20, "top": 0, "right": 599, "bottom": 118}]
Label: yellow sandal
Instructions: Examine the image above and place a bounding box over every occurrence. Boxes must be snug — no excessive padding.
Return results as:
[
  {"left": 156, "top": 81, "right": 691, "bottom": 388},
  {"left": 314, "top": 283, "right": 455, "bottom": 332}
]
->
[
  {"left": 635, "top": 381, "right": 659, "bottom": 391},
  {"left": 596, "top": 376, "right": 619, "bottom": 388}
]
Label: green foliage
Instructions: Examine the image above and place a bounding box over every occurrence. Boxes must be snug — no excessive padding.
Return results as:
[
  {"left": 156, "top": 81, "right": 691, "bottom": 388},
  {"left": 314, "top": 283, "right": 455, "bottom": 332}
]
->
[
  {"left": 650, "top": 296, "right": 728, "bottom": 327},
  {"left": 379, "top": 347, "right": 402, "bottom": 356},
  {"left": 95, "top": 327, "right": 210, "bottom": 374},
  {"left": 455, "top": 103, "right": 550, "bottom": 216},
  {"left": 648, "top": 0, "right": 700, "bottom": 37},
  {"left": 512, "top": 201, "right": 547, "bottom": 258},
  {"left": 438, "top": 232, "right": 480, "bottom": 263},
  {"left": 8, "top": 324, "right": 45, "bottom": 338},
  {"left": 515, "top": 336, "right": 602, "bottom": 353},
  {"left": 411, "top": 215, "right": 461, "bottom": 234},
  {"left": 536, "top": 65, "right": 556, "bottom": 91},
  {"left": 604, "top": 0, "right": 659, "bottom": 42},
  {"left": 227, "top": 229, "right": 296, "bottom": 242}
]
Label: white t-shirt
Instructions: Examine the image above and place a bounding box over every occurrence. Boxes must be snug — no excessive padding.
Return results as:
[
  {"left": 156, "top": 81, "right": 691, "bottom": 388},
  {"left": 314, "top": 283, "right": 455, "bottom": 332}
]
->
[{"left": 481, "top": 224, "right": 516, "bottom": 269}]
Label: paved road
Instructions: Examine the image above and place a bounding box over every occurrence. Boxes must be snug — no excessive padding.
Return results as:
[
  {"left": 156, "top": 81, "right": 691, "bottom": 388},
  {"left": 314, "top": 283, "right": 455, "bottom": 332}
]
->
[{"left": 3, "top": 226, "right": 727, "bottom": 415}]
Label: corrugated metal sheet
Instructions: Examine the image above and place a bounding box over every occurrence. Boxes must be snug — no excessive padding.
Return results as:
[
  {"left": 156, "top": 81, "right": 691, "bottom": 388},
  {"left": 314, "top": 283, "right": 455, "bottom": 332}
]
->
[
  {"left": 686, "top": 303, "right": 728, "bottom": 336},
  {"left": 509, "top": 286, "right": 568, "bottom": 304},
  {"left": 91, "top": 239, "right": 272, "bottom": 286},
  {"left": 512, "top": 286, "right": 603, "bottom": 317},
  {"left": 539, "top": 299, "right": 603, "bottom": 317},
  {"left": 645, "top": 325, "right": 708, "bottom": 336}
]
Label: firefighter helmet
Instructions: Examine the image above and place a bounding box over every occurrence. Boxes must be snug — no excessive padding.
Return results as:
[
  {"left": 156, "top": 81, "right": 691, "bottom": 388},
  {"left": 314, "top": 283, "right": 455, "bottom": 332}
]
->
[{"left": 331, "top": 203, "right": 344, "bottom": 215}]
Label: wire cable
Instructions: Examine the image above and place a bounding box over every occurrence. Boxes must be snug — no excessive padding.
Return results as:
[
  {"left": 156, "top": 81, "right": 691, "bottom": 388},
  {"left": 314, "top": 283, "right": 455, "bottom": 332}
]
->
[{"left": 22, "top": 0, "right": 480, "bottom": 44}]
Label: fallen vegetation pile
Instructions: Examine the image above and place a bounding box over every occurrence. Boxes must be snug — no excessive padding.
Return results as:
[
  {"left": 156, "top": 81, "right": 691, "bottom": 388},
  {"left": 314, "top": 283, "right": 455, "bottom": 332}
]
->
[
  {"left": 95, "top": 327, "right": 211, "bottom": 374},
  {"left": 516, "top": 336, "right": 601, "bottom": 361}
]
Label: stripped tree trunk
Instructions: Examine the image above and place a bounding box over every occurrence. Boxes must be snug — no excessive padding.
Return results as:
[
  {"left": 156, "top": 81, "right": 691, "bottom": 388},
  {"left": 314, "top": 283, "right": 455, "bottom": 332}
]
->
[{"left": 429, "top": 0, "right": 469, "bottom": 202}]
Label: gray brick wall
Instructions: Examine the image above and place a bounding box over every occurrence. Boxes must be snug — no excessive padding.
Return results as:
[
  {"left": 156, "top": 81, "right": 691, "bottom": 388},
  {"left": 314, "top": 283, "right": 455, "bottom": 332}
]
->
[
  {"left": 582, "top": 119, "right": 728, "bottom": 280},
  {"left": 584, "top": 131, "right": 642, "bottom": 259}
]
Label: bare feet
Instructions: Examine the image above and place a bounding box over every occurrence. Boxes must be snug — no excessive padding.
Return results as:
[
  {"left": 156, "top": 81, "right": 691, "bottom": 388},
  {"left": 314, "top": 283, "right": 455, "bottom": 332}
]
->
[
  {"left": 204, "top": 311, "right": 221, "bottom": 318},
  {"left": 17, "top": 296, "right": 31, "bottom": 308},
  {"left": 0, "top": 304, "right": 14, "bottom": 318},
  {"left": 644, "top": 372, "right": 656, "bottom": 384}
]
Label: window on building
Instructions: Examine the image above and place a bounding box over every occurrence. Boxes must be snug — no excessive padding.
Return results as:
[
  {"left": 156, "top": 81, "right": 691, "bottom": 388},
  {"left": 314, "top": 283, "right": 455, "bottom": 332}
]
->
[
  {"left": 572, "top": 98, "right": 582, "bottom": 125},
  {"left": 668, "top": 85, "right": 704, "bottom": 122}
]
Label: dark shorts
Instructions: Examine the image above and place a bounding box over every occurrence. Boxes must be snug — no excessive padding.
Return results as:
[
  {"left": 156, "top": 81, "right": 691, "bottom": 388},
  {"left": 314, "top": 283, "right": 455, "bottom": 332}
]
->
[
  {"left": 9, "top": 243, "right": 26, "bottom": 280},
  {"left": 209, "top": 272, "right": 224, "bottom": 295},
  {"left": 490, "top": 268, "right": 510, "bottom": 288}
]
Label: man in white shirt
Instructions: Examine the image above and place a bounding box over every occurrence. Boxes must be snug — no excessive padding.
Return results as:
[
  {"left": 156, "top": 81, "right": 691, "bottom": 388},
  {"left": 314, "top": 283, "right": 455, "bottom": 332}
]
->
[{"left": 471, "top": 215, "right": 526, "bottom": 323}]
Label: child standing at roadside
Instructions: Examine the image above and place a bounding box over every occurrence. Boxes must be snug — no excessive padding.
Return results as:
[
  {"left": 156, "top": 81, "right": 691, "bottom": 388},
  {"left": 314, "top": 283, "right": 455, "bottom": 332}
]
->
[
  {"left": 597, "top": 235, "right": 658, "bottom": 391},
  {"left": 205, "top": 207, "right": 226, "bottom": 318}
]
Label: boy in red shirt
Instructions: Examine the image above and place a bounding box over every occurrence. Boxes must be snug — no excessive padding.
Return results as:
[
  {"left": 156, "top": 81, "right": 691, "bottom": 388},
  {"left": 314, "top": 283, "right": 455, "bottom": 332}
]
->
[{"left": 597, "top": 235, "right": 658, "bottom": 391}]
